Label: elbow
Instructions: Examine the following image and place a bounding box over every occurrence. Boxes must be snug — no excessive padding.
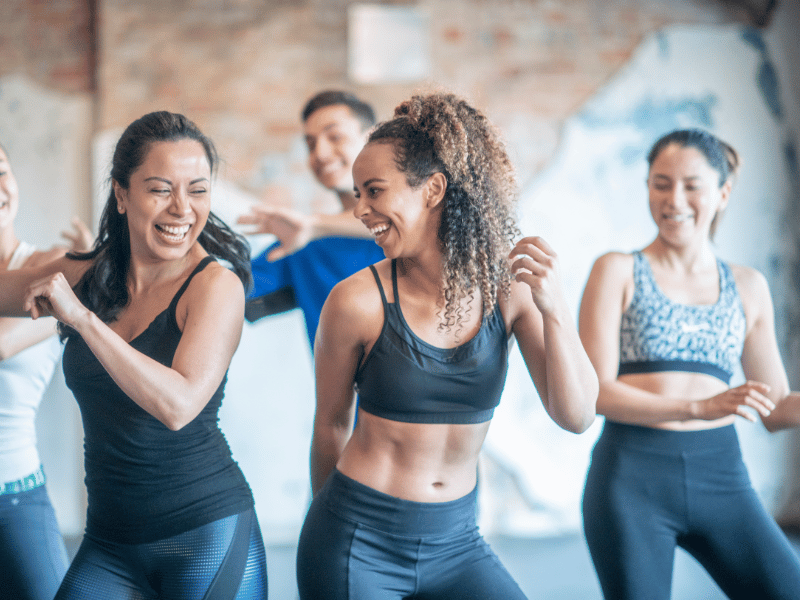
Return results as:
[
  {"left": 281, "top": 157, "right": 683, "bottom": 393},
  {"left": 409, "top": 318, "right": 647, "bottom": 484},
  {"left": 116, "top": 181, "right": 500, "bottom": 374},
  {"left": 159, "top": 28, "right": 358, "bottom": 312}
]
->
[
  {"left": 561, "top": 411, "right": 596, "bottom": 434},
  {"left": 159, "top": 402, "right": 203, "bottom": 432}
]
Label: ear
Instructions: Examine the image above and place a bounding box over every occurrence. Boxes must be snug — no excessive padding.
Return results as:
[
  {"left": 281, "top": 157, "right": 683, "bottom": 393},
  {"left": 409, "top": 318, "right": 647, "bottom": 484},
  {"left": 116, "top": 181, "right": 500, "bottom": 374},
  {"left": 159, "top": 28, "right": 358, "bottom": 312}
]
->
[
  {"left": 717, "top": 177, "right": 733, "bottom": 213},
  {"left": 424, "top": 172, "right": 447, "bottom": 209},
  {"left": 113, "top": 180, "right": 127, "bottom": 214}
]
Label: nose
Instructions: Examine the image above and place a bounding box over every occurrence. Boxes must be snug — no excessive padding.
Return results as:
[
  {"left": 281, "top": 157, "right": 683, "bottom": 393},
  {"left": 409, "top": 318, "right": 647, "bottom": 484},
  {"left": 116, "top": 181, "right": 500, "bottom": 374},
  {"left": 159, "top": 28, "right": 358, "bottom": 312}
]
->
[
  {"left": 353, "top": 192, "right": 369, "bottom": 220},
  {"left": 170, "top": 188, "right": 192, "bottom": 216},
  {"left": 313, "top": 137, "right": 333, "bottom": 163}
]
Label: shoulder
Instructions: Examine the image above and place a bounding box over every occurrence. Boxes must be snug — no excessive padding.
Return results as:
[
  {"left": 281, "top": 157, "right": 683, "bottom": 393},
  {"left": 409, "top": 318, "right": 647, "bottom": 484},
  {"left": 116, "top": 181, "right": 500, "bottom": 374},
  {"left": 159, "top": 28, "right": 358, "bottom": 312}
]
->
[
  {"left": 184, "top": 258, "right": 246, "bottom": 309},
  {"left": 591, "top": 251, "right": 634, "bottom": 278},
  {"left": 727, "top": 262, "right": 771, "bottom": 309},
  {"left": 326, "top": 261, "right": 385, "bottom": 320}
]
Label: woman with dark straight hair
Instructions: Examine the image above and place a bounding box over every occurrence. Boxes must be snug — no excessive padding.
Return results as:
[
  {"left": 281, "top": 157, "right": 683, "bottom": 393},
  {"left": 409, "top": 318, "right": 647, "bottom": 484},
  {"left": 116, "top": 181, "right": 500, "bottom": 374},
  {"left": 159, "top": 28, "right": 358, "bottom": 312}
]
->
[{"left": 0, "top": 111, "right": 267, "bottom": 599}]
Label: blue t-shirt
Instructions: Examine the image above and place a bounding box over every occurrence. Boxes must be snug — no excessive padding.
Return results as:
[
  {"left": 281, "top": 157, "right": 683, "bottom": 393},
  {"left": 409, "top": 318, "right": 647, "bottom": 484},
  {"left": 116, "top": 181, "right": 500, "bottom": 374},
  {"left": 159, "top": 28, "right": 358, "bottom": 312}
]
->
[{"left": 248, "top": 236, "right": 385, "bottom": 349}]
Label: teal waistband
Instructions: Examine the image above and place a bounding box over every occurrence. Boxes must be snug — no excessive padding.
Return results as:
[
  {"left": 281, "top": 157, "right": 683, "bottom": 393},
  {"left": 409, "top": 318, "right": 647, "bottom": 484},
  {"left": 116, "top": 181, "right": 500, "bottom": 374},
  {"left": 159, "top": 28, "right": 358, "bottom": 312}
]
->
[{"left": 1, "top": 465, "right": 46, "bottom": 495}]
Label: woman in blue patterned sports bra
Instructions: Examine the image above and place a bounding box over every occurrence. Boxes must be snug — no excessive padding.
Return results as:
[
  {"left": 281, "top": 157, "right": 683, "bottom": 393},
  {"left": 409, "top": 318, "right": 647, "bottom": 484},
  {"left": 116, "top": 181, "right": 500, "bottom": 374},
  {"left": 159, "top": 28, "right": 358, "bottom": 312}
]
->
[
  {"left": 579, "top": 129, "right": 800, "bottom": 599},
  {"left": 295, "top": 92, "right": 599, "bottom": 599}
]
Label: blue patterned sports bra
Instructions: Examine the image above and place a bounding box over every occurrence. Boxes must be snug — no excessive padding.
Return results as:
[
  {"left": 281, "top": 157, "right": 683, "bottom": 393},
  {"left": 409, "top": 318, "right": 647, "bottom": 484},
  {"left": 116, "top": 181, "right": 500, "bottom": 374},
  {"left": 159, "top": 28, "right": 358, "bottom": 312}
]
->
[{"left": 618, "top": 251, "right": 746, "bottom": 384}]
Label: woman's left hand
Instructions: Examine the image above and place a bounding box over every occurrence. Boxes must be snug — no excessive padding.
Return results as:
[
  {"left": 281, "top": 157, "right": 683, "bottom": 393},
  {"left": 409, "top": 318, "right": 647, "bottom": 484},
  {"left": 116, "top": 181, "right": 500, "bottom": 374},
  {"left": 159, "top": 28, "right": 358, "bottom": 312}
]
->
[
  {"left": 509, "top": 236, "right": 565, "bottom": 317},
  {"left": 22, "top": 272, "right": 88, "bottom": 327}
]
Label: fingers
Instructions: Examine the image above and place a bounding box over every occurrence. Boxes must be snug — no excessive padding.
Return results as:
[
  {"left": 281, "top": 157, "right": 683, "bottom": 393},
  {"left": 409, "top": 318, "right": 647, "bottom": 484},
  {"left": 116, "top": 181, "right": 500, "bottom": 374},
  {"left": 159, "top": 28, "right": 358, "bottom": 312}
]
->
[
  {"left": 266, "top": 246, "right": 288, "bottom": 262},
  {"left": 726, "top": 381, "right": 775, "bottom": 420}
]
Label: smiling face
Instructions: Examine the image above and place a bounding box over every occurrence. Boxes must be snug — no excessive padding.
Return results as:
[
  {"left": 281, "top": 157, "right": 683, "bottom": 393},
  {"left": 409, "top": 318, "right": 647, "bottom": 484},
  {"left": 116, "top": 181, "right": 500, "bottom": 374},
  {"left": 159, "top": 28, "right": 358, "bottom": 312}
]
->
[
  {"left": 647, "top": 143, "right": 730, "bottom": 248},
  {"left": 304, "top": 104, "right": 369, "bottom": 194},
  {"left": 352, "top": 141, "right": 445, "bottom": 259},
  {"left": 0, "top": 147, "right": 20, "bottom": 232},
  {"left": 114, "top": 139, "right": 211, "bottom": 263}
]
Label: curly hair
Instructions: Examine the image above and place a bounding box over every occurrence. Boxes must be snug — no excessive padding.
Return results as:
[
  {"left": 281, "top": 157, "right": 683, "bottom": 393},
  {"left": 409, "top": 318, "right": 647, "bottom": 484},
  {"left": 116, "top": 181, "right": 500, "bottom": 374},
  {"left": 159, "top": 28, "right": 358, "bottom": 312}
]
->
[
  {"left": 61, "top": 111, "right": 251, "bottom": 338},
  {"left": 368, "top": 92, "right": 519, "bottom": 329}
]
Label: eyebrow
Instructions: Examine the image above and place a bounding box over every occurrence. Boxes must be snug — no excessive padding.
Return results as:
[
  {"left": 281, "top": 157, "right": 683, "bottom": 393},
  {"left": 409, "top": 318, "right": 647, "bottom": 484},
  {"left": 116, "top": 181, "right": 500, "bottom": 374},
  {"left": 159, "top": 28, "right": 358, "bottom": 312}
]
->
[
  {"left": 358, "top": 178, "right": 388, "bottom": 187},
  {"left": 143, "top": 176, "right": 209, "bottom": 185}
]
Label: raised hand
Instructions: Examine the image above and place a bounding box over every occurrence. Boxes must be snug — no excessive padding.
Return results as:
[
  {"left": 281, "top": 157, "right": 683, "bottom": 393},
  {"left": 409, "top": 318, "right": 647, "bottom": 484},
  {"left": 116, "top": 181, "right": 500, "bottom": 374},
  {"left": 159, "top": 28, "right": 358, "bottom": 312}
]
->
[
  {"left": 508, "top": 236, "right": 566, "bottom": 317},
  {"left": 237, "top": 204, "right": 313, "bottom": 261},
  {"left": 60, "top": 216, "right": 95, "bottom": 253}
]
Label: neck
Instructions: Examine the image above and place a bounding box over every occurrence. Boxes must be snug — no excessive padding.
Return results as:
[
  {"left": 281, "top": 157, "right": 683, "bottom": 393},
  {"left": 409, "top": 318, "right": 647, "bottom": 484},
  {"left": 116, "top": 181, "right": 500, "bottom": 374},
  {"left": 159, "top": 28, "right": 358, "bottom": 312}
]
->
[
  {"left": 127, "top": 248, "right": 198, "bottom": 295},
  {"left": 647, "top": 237, "right": 716, "bottom": 272},
  {"left": 397, "top": 253, "right": 447, "bottom": 298}
]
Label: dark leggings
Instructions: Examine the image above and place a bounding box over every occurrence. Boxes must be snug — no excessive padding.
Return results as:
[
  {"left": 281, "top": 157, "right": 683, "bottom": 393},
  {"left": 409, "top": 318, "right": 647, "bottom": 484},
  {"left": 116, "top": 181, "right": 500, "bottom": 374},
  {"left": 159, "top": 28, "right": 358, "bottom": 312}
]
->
[
  {"left": 296, "top": 469, "right": 527, "bottom": 600},
  {"left": 0, "top": 483, "right": 69, "bottom": 600},
  {"left": 54, "top": 508, "right": 267, "bottom": 600},
  {"left": 583, "top": 421, "right": 800, "bottom": 600}
]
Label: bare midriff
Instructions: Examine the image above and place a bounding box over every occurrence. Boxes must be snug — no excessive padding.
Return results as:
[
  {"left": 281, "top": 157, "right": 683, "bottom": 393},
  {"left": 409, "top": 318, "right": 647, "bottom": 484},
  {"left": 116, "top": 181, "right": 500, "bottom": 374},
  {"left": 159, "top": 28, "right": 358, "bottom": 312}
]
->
[
  {"left": 337, "top": 410, "right": 492, "bottom": 503},
  {"left": 619, "top": 370, "right": 736, "bottom": 430}
]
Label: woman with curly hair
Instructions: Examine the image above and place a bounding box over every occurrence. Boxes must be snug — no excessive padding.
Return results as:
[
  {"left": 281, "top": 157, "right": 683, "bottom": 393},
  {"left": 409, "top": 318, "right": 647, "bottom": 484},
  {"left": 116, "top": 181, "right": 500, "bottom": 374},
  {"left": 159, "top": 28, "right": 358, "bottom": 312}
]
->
[
  {"left": 0, "top": 111, "right": 267, "bottom": 598},
  {"left": 295, "top": 92, "right": 598, "bottom": 599}
]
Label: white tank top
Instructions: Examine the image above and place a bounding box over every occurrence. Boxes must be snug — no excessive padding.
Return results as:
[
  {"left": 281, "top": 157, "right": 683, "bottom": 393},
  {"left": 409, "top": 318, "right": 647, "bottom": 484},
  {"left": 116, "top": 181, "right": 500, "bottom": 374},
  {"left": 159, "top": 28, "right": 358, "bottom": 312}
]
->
[{"left": 0, "top": 241, "right": 62, "bottom": 483}]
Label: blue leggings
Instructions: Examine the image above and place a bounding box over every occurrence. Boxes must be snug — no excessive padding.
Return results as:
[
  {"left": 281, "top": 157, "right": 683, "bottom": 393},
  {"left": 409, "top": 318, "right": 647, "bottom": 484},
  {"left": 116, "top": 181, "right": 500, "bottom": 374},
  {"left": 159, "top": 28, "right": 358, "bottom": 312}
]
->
[
  {"left": 0, "top": 483, "right": 69, "bottom": 600},
  {"left": 583, "top": 421, "right": 800, "bottom": 600},
  {"left": 296, "top": 469, "right": 527, "bottom": 600},
  {"left": 54, "top": 508, "right": 267, "bottom": 600}
]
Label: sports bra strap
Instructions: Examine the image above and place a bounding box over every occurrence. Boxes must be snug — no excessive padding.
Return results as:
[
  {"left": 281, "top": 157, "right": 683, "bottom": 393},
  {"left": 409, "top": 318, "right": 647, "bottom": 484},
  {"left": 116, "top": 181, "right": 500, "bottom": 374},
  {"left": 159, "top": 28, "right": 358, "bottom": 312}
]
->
[
  {"left": 368, "top": 264, "right": 389, "bottom": 308},
  {"left": 168, "top": 256, "right": 216, "bottom": 315},
  {"left": 391, "top": 259, "right": 399, "bottom": 303}
]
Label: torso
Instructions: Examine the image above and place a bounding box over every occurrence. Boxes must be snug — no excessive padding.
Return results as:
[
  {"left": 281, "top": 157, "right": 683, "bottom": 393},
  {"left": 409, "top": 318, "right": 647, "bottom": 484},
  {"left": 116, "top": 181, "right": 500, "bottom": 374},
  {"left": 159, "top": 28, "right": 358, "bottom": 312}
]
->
[
  {"left": 62, "top": 253, "right": 253, "bottom": 543},
  {"left": 338, "top": 258, "right": 510, "bottom": 502},
  {"left": 618, "top": 249, "right": 747, "bottom": 431},
  {"left": 0, "top": 242, "right": 61, "bottom": 482}
]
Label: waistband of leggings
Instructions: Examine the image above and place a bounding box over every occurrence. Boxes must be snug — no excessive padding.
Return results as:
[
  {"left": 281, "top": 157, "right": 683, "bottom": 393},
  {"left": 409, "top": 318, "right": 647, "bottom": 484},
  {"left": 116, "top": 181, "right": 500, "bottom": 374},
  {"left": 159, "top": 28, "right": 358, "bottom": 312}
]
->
[
  {"left": 320, "top": 468, "right": 478, "bottom": 536},
  {"left": 0, "top": 465, "right": 46, "bottom": 495},
  {"left": 600, "top": 420, "right": 739, "bottom": 454}
]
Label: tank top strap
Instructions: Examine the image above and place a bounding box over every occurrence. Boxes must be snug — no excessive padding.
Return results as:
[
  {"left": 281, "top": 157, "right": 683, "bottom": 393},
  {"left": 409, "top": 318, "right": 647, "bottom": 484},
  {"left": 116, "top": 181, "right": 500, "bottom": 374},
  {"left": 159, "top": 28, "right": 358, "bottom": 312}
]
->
[
  {"left": 368, "top": 264, "right": 389, "bottom": 309},
  {"left": 8, "top": 241, "right": 37, "bottom": 270},
  {"left": 168, "top": 256, "right": 216, "bottom": 316}
]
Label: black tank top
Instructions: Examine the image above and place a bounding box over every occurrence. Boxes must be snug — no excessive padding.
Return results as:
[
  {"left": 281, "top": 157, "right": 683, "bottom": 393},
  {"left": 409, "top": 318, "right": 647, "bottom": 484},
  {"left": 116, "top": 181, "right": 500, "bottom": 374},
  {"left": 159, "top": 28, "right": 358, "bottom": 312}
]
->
[
  {"left": 354, "top": 260, "right": 509, "bottom": 424},
  {"left": 63, "top": 256, "right": 253, "bottom": 543}
]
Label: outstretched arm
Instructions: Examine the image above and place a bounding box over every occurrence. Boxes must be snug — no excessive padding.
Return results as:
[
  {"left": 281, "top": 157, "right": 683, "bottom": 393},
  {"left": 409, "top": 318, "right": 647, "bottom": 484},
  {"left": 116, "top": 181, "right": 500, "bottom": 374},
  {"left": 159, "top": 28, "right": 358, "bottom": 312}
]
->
[
  {"left": 579, "top": 253, "right": 774, "bottom": 425},
  {"left": 23, "top": 260, "right": 244, "bottom": 431},
  {"left": 508, "top": 236, "right": 598, "bottom": 433},
  {"left": 238, "top": 204, "right": 370, "bottom": 261}
]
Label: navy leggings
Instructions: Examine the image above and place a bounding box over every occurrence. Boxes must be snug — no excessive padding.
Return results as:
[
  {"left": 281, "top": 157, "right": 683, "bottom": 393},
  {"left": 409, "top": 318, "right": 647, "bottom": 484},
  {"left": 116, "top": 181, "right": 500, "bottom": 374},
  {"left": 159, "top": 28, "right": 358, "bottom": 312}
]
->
[
  {"left": 296, "top": 469, "right": 527, "bottom": 600},
  {"left": 583, "top": 421, "right": 800, "bottom": 600},
  {"left": 0, "top": 483, "right": 69, "bottom": 600},
  {"left": 54, "top": 508, "right": 267, "bottom": 600}
]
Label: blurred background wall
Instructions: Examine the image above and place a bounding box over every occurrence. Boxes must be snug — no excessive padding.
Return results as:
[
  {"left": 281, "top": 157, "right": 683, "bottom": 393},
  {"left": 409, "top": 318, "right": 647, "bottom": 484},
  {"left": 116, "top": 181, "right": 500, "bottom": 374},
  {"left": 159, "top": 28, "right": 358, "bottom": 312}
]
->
[{"left": 1, "top": 0, "right": 799, "bottom": 550}]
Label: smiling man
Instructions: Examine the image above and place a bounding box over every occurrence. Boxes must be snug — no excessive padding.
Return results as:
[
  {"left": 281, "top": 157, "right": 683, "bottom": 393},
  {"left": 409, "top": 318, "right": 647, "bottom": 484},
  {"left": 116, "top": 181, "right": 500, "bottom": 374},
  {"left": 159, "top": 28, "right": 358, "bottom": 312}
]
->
[{"left": 240, "top": 91, "right": 385, "bottom": 351}]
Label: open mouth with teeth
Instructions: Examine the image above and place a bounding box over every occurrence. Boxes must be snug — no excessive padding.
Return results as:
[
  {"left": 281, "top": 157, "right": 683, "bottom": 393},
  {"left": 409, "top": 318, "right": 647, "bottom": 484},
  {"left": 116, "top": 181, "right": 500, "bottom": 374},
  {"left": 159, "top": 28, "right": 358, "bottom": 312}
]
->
[
  {"left": 368, "top": 223, "right": 390, "bottom": 240},
  {"left": 155, "top": 223, "right": 191, "bottom": 242},
  {"left": 665, "top": 213, "right": 694, "bottom": 223}
]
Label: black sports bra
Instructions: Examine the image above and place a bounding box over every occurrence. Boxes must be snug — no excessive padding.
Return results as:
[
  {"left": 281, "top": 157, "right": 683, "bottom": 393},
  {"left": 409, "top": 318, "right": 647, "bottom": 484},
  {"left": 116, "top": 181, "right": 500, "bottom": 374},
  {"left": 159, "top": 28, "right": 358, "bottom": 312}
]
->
[{"left": 354, "top": 260, "right": 509, "bottom": 424}]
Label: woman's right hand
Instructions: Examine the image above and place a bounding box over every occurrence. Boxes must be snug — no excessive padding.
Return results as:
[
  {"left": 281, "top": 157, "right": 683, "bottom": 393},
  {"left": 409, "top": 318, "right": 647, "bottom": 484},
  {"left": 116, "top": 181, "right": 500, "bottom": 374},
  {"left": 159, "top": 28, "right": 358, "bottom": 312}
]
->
[
  {"left": 691, "top": 381, "right": 775, "bottom": 422},
  {"left": 22, "top": 271, "right": 89, "bottom": 328}
]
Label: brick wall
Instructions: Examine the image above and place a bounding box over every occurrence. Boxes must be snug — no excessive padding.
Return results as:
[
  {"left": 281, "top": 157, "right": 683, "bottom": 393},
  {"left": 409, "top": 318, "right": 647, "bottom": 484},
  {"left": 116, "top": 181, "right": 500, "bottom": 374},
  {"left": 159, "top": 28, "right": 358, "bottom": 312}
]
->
[
  {"left": 94, "top": 0, "right": 743, "bottom": 195},
  {"left": 0, "top": 0, "right": 94, "bottom": 95}
]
